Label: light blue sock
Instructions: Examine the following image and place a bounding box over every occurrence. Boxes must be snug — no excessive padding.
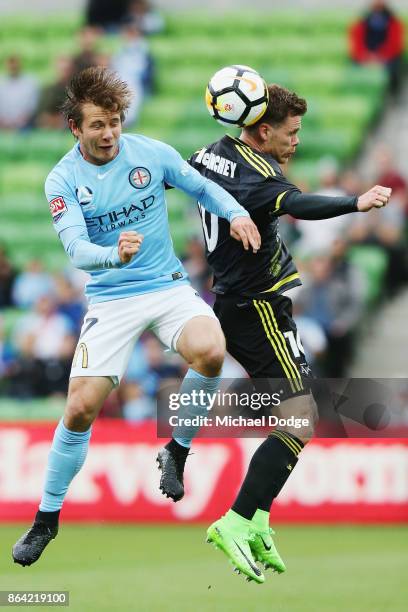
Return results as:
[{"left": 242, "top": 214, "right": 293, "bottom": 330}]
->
[
  {"left": 39, "top": 419, "right": 92, "bottom": 512},
  {"left": 173, "top": 368, "right": 220, "bottom": 448}
]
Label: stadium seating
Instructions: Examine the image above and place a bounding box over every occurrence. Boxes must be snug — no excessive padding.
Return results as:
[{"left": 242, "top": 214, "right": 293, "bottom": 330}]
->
[{"left": 347, "top": 245, "right": 389, "bottom": 305}]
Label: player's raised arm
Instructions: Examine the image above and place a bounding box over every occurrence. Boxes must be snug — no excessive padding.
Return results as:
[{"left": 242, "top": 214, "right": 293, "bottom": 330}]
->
[
  {"left": 157, "top": 141, "right": 261, "bottom": 253},
  {"left": 276, "top": 185, "right": 392, "bottom": 220}
]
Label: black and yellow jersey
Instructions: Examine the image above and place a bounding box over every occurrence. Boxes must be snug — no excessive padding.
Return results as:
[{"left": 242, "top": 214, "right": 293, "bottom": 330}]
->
[{"left": 188, "top": 134, "right": 302, "bottom": 298}]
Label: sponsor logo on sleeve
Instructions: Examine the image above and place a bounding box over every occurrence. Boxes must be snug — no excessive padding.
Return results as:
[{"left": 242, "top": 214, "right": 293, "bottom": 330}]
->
[{"left": 49, "top": 196, "right": 68, "bottom": 223}]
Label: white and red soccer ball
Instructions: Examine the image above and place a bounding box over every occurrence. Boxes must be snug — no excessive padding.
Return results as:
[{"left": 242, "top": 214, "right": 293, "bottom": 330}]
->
[{"left": 205, "top": 65, "right": 268, "bottom": 128}]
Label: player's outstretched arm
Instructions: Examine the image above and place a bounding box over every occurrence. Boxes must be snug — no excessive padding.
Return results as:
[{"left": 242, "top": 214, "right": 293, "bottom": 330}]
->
[
  {"left": 278, "top": 185, "right": 391, "bottom": 221},
  {"left": 356, "top": 185, "right": 392, "bottom": 211},
  {"left": 117, "top": 231, "right": 144, "bottom": 263}
]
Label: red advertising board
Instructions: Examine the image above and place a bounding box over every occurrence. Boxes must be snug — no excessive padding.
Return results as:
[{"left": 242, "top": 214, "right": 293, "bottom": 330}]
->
[{"left": 0, "top": 421, "right": 407, "bottom": 523}]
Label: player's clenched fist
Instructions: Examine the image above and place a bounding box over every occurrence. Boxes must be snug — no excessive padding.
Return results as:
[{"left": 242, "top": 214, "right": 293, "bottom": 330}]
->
[
  {"left": 230, "top": 216, "right": 261, "bottom": 254},
  {"left": 357, "top": 185, "right": 392, "bottom": 212},
  {"left": 118, "top": 231, "right": 144, "bottom": 263}
]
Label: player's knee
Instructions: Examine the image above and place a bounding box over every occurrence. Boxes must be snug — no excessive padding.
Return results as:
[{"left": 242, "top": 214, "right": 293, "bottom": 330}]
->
[
  {"left": 296, "top": 420, "right": 315, "bottom": 445},
  {"left": 65, "top": 391, "right": 98, "bottom": 430},
  {"left": 197, "top": 343, "right": 225, "bottom": 374},
  {"left": 279, "top": 392, "right": 317, "bottom": 444},
  {"left": 297, "top": 396, "right": 317, "bottom": 444},
  {"left": 192, "top": 336, "right": 225, "bottom": 375}
]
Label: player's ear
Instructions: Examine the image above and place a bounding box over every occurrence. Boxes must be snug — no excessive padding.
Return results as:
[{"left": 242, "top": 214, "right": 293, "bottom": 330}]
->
[
  {"left": 258, "top": 122, "right": 271, "bottom": 143},
  {"left": 69, "top": 118, "right": 80, "bottom": 138}
]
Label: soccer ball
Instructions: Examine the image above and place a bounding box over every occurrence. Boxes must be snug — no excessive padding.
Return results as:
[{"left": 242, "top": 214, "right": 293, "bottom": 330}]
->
[{"left": 205, "top": 65, "right": 268, "bottom": 128}]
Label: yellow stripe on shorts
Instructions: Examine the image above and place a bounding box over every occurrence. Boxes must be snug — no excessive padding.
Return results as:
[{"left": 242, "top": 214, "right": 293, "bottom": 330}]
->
[
  {"left": 253, "top": 299, "right": 297, "bottom": 393},
  {"left": 262, "top": 300, "right": 303, "bottom": 391},
  {"left": 253, "top": 300, "right": 297, "bottom": 392},
  {"left": 258, "top": 300, "right": 302, "bottom": 392}
]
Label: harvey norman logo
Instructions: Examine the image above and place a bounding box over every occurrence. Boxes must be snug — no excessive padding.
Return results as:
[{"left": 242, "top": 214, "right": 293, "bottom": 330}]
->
[
  {"left": 1, "top": 430, "right": 407, "bottom": 518},
  {"left": 0, "top": 430, "right": 228, "bottom": 519}
]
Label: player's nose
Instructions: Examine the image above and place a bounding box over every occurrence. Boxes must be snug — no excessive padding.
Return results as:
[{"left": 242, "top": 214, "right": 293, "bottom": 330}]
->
[{"left": 102, "top": 128, "right": 114, "bottom": 141}]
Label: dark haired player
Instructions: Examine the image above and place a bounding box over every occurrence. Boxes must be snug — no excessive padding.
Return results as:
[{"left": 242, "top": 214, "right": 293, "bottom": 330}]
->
[{"left": 185, "top": 83, "right": 391, "bottom": 583}]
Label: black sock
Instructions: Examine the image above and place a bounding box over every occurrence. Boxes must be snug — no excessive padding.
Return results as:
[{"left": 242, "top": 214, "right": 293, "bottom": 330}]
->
[
  {"left": 232, "top": 430, "right": 304, "bottom": 519},
  {"left": 166, "top": 438, "right": 190, "bottom": 459},
  {"left": 165, "top": 439, "right": 190, "bottom": 476},
  {"left": 35, "top": 509, "right": 60, "bottom": 527}
]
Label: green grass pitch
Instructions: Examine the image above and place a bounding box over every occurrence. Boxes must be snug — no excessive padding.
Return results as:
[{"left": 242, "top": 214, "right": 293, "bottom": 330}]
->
[{"left": 0, "top": 524, "right": 407, "bottom": 611}]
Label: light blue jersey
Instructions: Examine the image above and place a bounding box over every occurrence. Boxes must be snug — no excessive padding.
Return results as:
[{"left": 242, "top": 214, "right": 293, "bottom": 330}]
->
[{"left": 45, "top": 133, "right": 248, "bottom": 303}]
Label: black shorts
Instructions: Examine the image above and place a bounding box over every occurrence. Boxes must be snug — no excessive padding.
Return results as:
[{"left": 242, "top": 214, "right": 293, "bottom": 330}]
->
[{"left": 214, "top": 293, "right": 313, "bottom": 398}]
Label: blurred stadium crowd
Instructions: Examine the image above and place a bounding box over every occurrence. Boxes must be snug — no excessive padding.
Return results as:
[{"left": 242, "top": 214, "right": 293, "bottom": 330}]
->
[
  {"left": 0, "top": 0, "right": 407, "bottom": 419},
  {"left": 0, "top": 1, "right": 161, "bottom": 130}
]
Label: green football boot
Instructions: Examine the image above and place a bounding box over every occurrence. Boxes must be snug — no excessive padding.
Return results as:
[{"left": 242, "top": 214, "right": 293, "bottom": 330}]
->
[
  {"left": 249, "top": 509, "right": 286, "bottom": 573},
  {"left": 206, "top": 510, "right": 265, "bottom": 584}
]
